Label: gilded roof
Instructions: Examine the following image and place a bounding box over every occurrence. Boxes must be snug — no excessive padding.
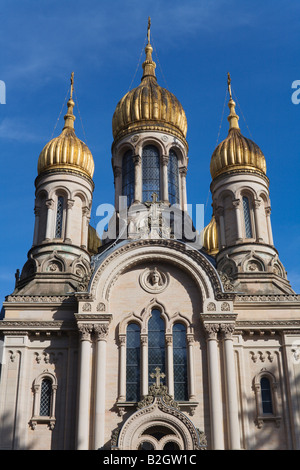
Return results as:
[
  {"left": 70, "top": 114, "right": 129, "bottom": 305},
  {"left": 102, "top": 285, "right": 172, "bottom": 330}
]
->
[
  {"left": 210, "top": 74, "right": 266, "bottom": 180},
  {"left": 38, "top": 75, "right": 94, "bottom": 179},
  {"left": 112, "top": 25, "right": 187, "bottom": 143},
  {"left": 202, "top": 216, "right": 219, "bottom": 256}
]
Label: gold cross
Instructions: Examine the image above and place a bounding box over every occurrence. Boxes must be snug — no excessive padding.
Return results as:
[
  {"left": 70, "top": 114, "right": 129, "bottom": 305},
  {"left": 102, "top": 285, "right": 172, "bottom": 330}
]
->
[
  {"left": 227, "top": 72, "right": 232, "bottom": 99},
  {"left": 150, "top": 367, "right": 165, "bottom": 387},
  {"left": 70, "top": 71, "right": 74, "bottom": 99},
  {"left": 147, "top": 16, "right": 151, "bottom": 44}
]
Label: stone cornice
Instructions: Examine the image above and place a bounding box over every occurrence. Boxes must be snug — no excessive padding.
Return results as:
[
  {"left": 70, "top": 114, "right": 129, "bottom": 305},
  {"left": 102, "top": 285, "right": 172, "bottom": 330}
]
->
[
  {"left": 0, "top": 320, "right": 77, "bottom": 334},
  {"left": 234, "top": 294, "right": 300, "bottom": 303}
]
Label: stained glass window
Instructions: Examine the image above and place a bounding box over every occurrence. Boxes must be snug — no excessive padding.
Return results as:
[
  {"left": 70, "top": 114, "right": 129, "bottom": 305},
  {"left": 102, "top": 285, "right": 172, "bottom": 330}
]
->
[
  {"left": 40, "top": 379, "right": 52, "bottom": 416},
  {"left": 260, "top": 377, "right": 273, "bottom": 414},
  {"left": 168, "top": 149, "right": 179, "bottom": 205},
  {"left": 126, "top": 323, "right": 141, "bottom": 401},
  {"left": 173, "top": 323, "right": 188, "bottom": 401},
  {"left": 122, "top": 150, "right": 135, "bottom": 206},
  {"left": 142, "top": 145, "right": 160, "bottom": 202},
  {"left": 242, "top": 196, "right": 253, "bottom": 238},
  {"left": 148, "top": 309, "right": 165, "bottom": 385},
  {"left": 55, "top": 196, "right": 64, "bottom": 238}
]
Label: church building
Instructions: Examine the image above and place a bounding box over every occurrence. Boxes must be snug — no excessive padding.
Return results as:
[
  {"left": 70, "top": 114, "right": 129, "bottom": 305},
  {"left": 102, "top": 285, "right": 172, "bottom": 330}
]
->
[{"left": 0, "top": 20, "right": 300, "bottom": 451}]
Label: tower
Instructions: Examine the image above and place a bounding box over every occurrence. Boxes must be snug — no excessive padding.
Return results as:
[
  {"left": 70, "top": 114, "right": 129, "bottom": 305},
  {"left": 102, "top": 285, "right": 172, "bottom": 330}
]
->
[
  {"left": 208, "top": 73, "right": 294, "bottom": 294},
  {"left": 14, "top": 74, "right": 99, "bottom": 296}
]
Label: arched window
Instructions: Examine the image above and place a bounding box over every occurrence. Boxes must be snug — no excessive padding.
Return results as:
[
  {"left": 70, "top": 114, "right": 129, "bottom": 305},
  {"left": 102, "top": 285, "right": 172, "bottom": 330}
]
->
[
  {"left": 260, "top": 377, "right": 273, "bottom": 414},
  {"left": 168, "top": 149, "right": 179, "bottom": 205},
  {"left": 148, "top": 309, "right": 166, "bottom": 385},
  {"left": 173, "top": 323, "right": 188, "bottom": 401},
  {"left": 126, "top": 323, "right": 141, "bottom": 402},
  {"left": 55, "top": 196, "right": 64, "bottom": 238},
  {"left": 242, "top": 195, "right": 253, "bottom": 238},
  {"left": 40, "top": 378, "right": 52, "bottom": 416},
  {"left": 142, "top": 145, "right": 160, "bottom": 202},
  {"left": 122, "top": 150, "right": 135, "bottom": 206}
]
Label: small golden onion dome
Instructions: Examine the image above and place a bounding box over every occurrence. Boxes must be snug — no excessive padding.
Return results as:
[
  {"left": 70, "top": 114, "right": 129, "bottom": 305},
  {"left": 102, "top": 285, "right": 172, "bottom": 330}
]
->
[
  {"left": 202, "top": 216, "right": 219, "bottom": 256},
  {"left": 112, "top": 19, "right": 187, "bottom": 143},
  {"left": 210, "top": 74, "right": 266, "bottom": 180},
  {"left": 88, "top": 225, "right": 101, "bottom": 255},
  {"left": 38, "top": 74, "right": 94, "bottom": 179}
]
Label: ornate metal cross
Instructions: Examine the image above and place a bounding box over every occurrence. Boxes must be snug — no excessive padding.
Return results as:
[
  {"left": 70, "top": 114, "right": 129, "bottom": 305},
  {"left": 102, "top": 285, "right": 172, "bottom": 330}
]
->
[{"left": 150, "top": 367, "right": 165, "bottom": 387}]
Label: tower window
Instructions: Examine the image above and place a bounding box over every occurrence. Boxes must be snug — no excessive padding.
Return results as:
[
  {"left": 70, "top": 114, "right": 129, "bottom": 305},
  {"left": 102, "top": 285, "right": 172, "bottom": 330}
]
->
[
  {"left": 173, "top": 323, "right": 188, "bottom": 401},
  {"left": 260, "top": 377, "right": 273, "bottom": 414},
  {"left": 142, "top": 145, "right": 160, "bottom": 202},
  {"left": 39, "top": 378, "right": 52, "bottom": 416},
  {"left": 126, "top": 323, "right": 141, "bottom": 402},
  {"left": 55, "top": 196, "right": 64, "bottom": 238},
  {"left": 148, "top": 309, "right": 165, "bottom": 385},
  {"left": 122, "top": 150, "right": 135, "bottom": 206},
  {"left": 242, "top": 196, "right": 253, "bottom": 238},
  {"left": 168, "top": 150, "right": 179, "bottom": 205}
]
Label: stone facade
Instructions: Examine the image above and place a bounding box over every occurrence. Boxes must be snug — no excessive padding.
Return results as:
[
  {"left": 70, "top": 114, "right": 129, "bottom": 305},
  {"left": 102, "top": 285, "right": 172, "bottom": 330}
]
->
[{"left": 0, "top": 26, "right": 300, "bottom": 451}]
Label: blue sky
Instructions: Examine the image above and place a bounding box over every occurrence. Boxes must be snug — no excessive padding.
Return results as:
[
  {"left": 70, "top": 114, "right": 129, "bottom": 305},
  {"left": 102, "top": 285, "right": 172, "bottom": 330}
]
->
[{"left": 0, "top": 0, "right": 300, "bottom": 303}]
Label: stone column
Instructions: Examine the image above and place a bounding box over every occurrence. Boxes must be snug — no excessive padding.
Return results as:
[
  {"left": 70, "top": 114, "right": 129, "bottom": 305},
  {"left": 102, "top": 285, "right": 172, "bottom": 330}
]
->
[
  {"left": 77, "top": 323, "right": 93, "bottom": 450},
  {"left": 94, "top": 324, "right": 109, "bottom": 450},
  {"left": 265, "top": 206, "right": 274, "bottom": 246},
  {"left": 187, "top": 334, "right": 196, "bottom": 400},
  {"left": 118, "top": 335, "right": 126, "bottom": 401},
  {"left": 45, "top": 198, "right": 55, "bottom": 241},
  {"left": 215, "top": 206, "right": 226, "bottom": 248},
  {"left": 141, "top": 335, "right": 148, "bottom": 397},
  {"left": 33, "top": 205, "right": 40, "bottom": 245},
  {"left": 166, "top": 335, "right": 174, "bottom": 397},
  {"left": 204, "top": 323, "right": 224, "bottom": 450},
  {"left": 113, "top": 166, "right": 122, "bottom": 211},
  {"left": 254, "top": 199, "right": 263, "bottom": 242},
  {"left": 65, "top": 199, "right": 74, "bottom": 243},
  {"left": 133, "top": 155, "right": 142, "bottom": 204},
  {"left": 81, "top": 206, "right": 90, "bottom": 249},
  {"left": 220, "top": 323, "right": 240, "bottom": 450},
  {"left": 232, "top": 199, "right": 243, "bottom": 242},
  {"left": 179, "top": 167, "right": 187, "bottom": 210},
  {"left": 162, "top": 155, "right": 169, "bottom": 204}
]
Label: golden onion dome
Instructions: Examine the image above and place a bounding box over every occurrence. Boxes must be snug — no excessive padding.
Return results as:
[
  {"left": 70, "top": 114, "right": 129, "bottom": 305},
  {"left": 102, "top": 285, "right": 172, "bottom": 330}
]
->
[
  {"left": 210, "top": 74, "right": 266, "bottom": 180},
  {"left": 38, "top": 74, "right": 94, "bottom": 179},
  {"left": 112, "top": 19, "right": 187, "bottom": 143},
  {"left": 202, "top": 216, "right": 219, "bottom": 256}
]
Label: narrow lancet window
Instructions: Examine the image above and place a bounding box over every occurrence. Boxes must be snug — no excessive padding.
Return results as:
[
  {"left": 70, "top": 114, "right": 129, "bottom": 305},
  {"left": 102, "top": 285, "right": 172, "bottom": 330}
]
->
[
  {"left": 260, "top": 377, "right": 273, "bottom": 414},
  {"left": 173, "top": 323, "right": 188, "bottom": 401},
  {"left": 242, "top": 196, "right": 253, "bottom": 238},
  {"left": 39, "top": 379, "right": 52, "bottom": 416},
  {"left": 122, "top": 150, "right": 135, "bottom": 206},
  {"left": 126, "top": 323, "right": 141, "bottom": 401},
  {"left": 148, "top": 309, "right": 165, "bottom": 385},
  {"left": 55, "top": 196, "right": 64, "bottom": 238},
  {"left": 142, "top": 145, "right": 160, "bottom": 202},
  {"left": 168, "top": 149, "right": 179, "bottom": 205}
]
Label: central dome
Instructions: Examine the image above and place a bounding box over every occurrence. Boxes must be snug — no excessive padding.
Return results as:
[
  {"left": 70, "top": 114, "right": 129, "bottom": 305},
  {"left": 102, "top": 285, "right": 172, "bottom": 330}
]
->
[{"left": 112, "top": 39, "right": 187, "bottom": 143}]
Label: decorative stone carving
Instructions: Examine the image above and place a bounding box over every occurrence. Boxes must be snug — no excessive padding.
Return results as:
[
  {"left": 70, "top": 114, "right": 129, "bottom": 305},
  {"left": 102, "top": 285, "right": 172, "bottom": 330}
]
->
[
  {"left": 96, "top": 302, "right": 106, "bottom": 312},
  {"left": 82, "top": 302, "right": 91, "bottom": 312},
  {"left": 246, "top": 260, "right": 263, "bottom": 272},
  {"left": 219, "top": 273, "right": 235, "bottom": 292},
  {"left": 139, "top": 267, "right": 169, "bottom": 294},
  {"left": 221, "top": 301, "right": 230, "bottom": 311},
  {"left": 207, "top": 302, "right": 216, "bottom": 312}
]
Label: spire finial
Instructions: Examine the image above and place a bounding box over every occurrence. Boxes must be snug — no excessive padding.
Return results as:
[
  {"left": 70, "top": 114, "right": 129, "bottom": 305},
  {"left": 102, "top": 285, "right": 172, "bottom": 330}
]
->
[
  {"left": 63, "top": 72, "right": 76, "bottom": 130},
  {"left": 227, "top": 72, "right": 232, "bottom": 99},
  {"left": 141, "top": 17, "right": 156, "bottom": 81},
  {"left": 70, "top": 71, "right": 74, "bottom": 99},
  {"left": 147, "top": 16, "right": 151, "bottom": 44},
  {"left": 227, "top": 72, "right": 239, "bottom": 131}
]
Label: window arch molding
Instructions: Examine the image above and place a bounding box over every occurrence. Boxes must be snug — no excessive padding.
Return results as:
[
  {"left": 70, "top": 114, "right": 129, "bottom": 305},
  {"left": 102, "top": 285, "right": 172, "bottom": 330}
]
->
[
  {"left": 30, "top": 370, "right": 57, "bottom": 430},
  {"left": 117, "top": 301, "right": 195, "bottom": 407},
  {"left": 253, "top": 370, "right": 281, "bottom": 428},
  {"left": 135, "top": 137, "right": 166, "bottom": 160}
]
